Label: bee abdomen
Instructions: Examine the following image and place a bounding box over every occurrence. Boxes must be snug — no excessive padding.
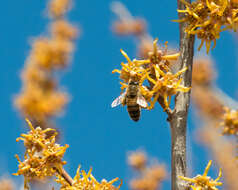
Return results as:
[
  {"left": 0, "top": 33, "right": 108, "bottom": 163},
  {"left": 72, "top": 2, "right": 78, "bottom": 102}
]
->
[
  {"left": 127, "top": 105, "right": 140, "bottom": 122},
  {"left": 126, "top": 94, "right": 137, "bottom": 99}
]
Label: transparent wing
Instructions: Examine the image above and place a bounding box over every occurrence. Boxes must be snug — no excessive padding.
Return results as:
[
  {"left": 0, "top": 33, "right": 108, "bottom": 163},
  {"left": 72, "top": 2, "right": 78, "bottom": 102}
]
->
[
  {"left": 137, "top": 94, "right": 148, "bottom": 108},
  {"left": 111, "top": 92, "right": 126, "bottom": 108}
]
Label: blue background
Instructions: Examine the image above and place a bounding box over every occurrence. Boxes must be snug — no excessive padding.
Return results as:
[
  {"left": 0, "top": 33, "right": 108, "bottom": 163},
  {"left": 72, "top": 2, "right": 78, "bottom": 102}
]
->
[{"left": 0, "top": 0, "right": 237, "bottom": 189}]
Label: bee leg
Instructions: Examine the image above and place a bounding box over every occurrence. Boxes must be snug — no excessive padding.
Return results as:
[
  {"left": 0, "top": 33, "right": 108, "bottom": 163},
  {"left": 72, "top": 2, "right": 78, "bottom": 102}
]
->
[
  {"left": 120, "top": 82, "right": 128, "bottom": 91},
  {"left": 122, "top": 97, "right": 126, "bottom": 106}
]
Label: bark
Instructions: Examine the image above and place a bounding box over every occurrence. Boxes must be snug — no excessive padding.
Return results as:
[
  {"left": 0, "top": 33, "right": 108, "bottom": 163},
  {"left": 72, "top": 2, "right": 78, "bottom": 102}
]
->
[{"left": 170, "top": 1, "right": 195, "bottom": 190}]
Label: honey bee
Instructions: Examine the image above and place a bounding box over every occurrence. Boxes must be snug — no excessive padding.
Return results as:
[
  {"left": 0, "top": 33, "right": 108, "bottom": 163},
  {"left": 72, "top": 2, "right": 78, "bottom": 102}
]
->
[{"left": 111, "top": 78, "right": 148, "bottom": 122}]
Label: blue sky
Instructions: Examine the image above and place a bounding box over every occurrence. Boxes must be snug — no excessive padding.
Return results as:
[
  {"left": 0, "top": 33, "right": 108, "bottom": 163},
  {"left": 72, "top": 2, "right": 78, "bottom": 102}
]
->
[{"left": 0, "top": 0, "right": 238, "bottom": 189}]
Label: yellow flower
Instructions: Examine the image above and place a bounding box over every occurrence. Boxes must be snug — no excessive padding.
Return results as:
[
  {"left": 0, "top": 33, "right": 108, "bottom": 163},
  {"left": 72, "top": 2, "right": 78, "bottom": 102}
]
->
[
  {"left": 180, "top": 160, "right": 222, "bottom": 190},
  {"left": 49, "top": 0, "right": 71, "bottom": 18},
  {"left": 176, "top": 0, "right": 238, "bottom": 53},
  {"left": 146, "top": 65, "right": 190, "bottom": 110},
  {"left": 112, "top": 39, "right": 189, "bottom": 113},
  {"left": 14, "top": 119, "right": 68, "bottom": 189},
  {"left": 56, "top": 166, "right": 122, "bottom": 190},
  {"left": 15, "top": 0, "right": 78, "bottom": 129},
  {"left": 112, "top": 49, "right": 147, "bottom": 84},
  {"left": 192, "top": 58, "right": 216, "bottom": 86},
  {"left": 128, "top": 151, "right": 147, "bottom": 170},
  {"left": 130, "top": 165, "right": 167, "bottom": 190},
  {"left": 113, "top": 19, "right": 146, "bottom": 36},
  {"left": 51, "top": 20, "right": 78, "bottom": 40},
  {"left": 134, "top": 38, "right": 180, "bottom": 72},
  {"left": 0, "top": 178, "right": 14, "bottom": 190},
  {"left": 220, "top": 107, "right": 238, "bottom": 136},
  {"left": 15, "top": 85, "right": 68, "bottom": 123}
]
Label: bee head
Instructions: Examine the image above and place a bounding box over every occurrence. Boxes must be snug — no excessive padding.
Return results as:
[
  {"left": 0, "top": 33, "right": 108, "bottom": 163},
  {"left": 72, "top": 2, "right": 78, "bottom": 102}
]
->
[
  {"left": 130, "top": 71, "right": 137, "bottom": 77},
  {"left": 129, "top": 71, "right": 140, "bottom": 82},
  {"left": 129, "top": 80, "right": 139, "bottom": 85}
]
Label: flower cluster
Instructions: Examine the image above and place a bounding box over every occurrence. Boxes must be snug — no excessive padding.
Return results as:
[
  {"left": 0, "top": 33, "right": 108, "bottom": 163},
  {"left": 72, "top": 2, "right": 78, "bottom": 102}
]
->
[
  {"left": 180, "top": 160, "right": 222, "bottom": 190},
  {"left": 200, "top": 126, "right": 238, "bottom": 190},
  {"left": 112, "top": 17, "right": 145, "bottom": 36},
  {"left": 191, "top": 57, "right": 238, "bottom": 188},
  {"left": 192, "top": 58, "right": 216, "bottom": 86},
  {"left": 15, "top": 0, "right": 78, "bottom": 129},
  {"left": 220, "top": 107, "right": 238, "bottom": 136},
  {"left": 111, "top": 1, "right": 154, "bottom": 58},
  {"left": 128, "top": 151, "right": 167, "bottom": 190},
  {"left": 14, "top": 119, "right": 68, "bottom": 189},
  {"left": 128, "top": 151, "right": 147, "bottom": 170},
  {"left": 192, "top": 87, "right": 225, "bottom": 120},
  {"left": 49, "top": 0, "right": 71, "bottom": 18},
  {"left": 113, "top": 39, "right": 190, "bottom": 111},
  {"left": 56, "top": 166, "right": 122, "bottom": 190},
  {"left": 111, "top": 1, "right": 146, "bottom": 36},
  {"left": 176, "top": 0, "right": 238, "bottom": 53},
  {"left": 14, "top": 120, "right": 121, "bottom": 190},
  {"left": 191, "top": 58, "right": 225, "bottom": 120},
  {"left": 0, "top": 178, "right": 14, "bottom": 190}
]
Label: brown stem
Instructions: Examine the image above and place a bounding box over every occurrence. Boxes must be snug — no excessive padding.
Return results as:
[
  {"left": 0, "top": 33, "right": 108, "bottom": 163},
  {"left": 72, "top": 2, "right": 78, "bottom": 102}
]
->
[
  {"left": 170, "top": 1, "right": 195, "bottom": 190},
  {"left": 54, "top": 167, "right": 73, "bottom": 186},
  {"left": 157, "top": 95, "right": 173, "bottom": 120}
]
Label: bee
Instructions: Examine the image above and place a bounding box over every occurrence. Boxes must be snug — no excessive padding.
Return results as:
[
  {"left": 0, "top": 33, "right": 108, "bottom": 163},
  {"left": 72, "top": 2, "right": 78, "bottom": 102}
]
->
[{"left": 111, "top": 78, "right": 148, "bottom": 122}]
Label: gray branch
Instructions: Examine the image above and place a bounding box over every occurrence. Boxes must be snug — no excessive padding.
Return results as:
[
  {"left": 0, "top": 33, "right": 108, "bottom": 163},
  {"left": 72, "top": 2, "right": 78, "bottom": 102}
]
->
[{"left": 170, "top": 1, "right": 195, "bottom": 190}]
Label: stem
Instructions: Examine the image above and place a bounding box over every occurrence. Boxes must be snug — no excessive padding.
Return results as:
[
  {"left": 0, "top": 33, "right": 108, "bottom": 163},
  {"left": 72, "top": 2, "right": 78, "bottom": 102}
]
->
[
  {"left": 170, "top": 1, "right": 195, "bottom": 190},
  {"left": 54, "top": 167, "right": 73, "bottom": 186},
  {"left": 157, "top": 95, "right": 173, "bottom": 120}
]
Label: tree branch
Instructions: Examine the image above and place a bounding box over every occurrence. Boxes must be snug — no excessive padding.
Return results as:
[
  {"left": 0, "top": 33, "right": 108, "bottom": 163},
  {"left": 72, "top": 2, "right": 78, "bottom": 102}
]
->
[{"left": 170, "top": 1, "right": 195, "bottom": 190}]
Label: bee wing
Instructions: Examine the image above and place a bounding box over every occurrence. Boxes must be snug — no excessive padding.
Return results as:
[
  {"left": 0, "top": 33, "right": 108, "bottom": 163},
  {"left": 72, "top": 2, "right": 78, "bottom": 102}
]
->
[
  {"left": 111, "top": 92, "right": 126, "bottom": 108},
  {"left": 137, "top": 94, "right": 148, "bottom": 108}
]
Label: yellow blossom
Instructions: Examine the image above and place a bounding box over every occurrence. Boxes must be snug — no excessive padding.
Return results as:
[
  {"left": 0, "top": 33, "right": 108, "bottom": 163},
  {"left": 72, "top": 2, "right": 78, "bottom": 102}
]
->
[
  {"left": 134, "top": 38, "right": 180, "bottom": 73},
  {"left": 176, "top": 0, "right": 238, "bottom": 53},
  {"left": 180, "top": 160, "right": 222, "bottom": 190},
  {"left": 15, "top": 86, "right": 68, "bottom": 123},
  {"left": 49, "top": 0, "right": 71, "bottom": 18},
  {"left": 112, "top": 39, "right": 189, "bottom": 114},
  {"left": 111, "top": 2, "right": 146, "bottom": 36},
  {"left": 113, "top": 19, "right": 146, "bottom": 36},
  {"left": 14, "top": 119, "right": 68, "bottom": 189},
  {"left": 146, "top": 65, "right": 190, "bottom": 110},
  {"left": 56, "top": 166, "right": 122, "bottom": 190},
  {"left": 192, "top": 58, "right": 216, "bottom": 86},
  {"left": 128, "top": 151, "right": 167, "bottom": 190},
  {"left": 192, "top": 86, "right": 225, "bottom": 120},
  {"left": 128, "top": 151, "right": 147, "bottom": 170},
  {"left": 15, "top": 0, "right": 77, "bottom": 130},
  {"left": 112, "top": 49, "right": 147, "bottom": 84},
  {"left": 50, "top": 20, "right": 78, "bottom": 40},
  {"left": 0, "top": 178, "right": 14, "bottom": 190},
  {"left": 220, "top": 107, "right": 238, "bottom": 136}
]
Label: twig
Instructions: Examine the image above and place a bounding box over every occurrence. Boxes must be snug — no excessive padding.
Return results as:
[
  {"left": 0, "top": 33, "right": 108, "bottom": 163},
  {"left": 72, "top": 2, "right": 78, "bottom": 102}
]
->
[
  {"left": 170, "top": 1, "right": 195, "bottom": 190},
  {"left": 54, "top": 167, "right": 73, "bottom": 186},
  {"left": 157, "top": 95, "right": 173, "bottom": 120}
]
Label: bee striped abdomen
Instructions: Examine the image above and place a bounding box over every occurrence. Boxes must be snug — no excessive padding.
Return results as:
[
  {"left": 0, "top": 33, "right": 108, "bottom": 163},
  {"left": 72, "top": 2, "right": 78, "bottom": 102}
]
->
[
  {"left": 126, "top": 95, "right": 140, "bottom": 121},
  {"left": 125, "top": 80, "right": 141, "bottom": 122},
  {"left": 127, "top": 104, "right": 140, "bottom": 122}
]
